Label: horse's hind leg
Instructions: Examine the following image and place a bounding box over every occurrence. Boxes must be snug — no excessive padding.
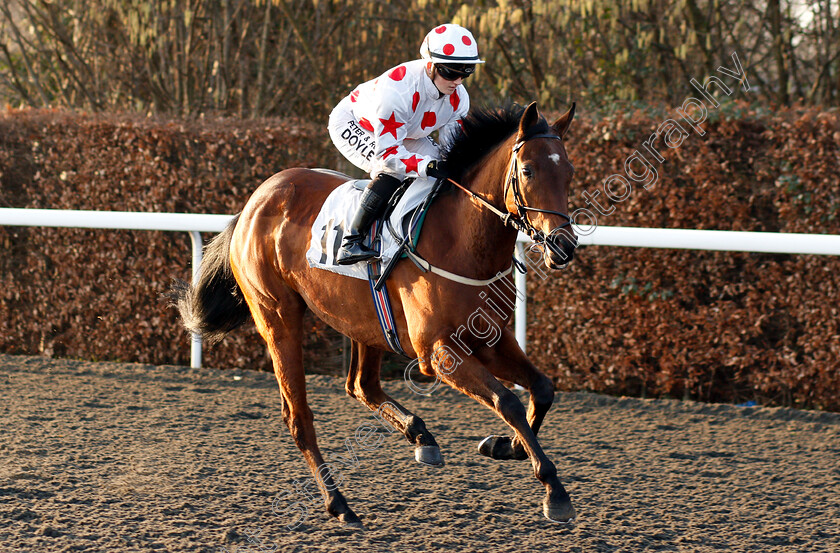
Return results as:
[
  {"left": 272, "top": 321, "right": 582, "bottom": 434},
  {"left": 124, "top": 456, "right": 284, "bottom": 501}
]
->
[
  {"left": 250, "top": 298, "right": 363, "bottom": 528},
  {"left": 344, "top": 340, "right": 443, "bottom": 466},
  {"left": 478, "top": 329, "right": 554, "bottom": 461}
]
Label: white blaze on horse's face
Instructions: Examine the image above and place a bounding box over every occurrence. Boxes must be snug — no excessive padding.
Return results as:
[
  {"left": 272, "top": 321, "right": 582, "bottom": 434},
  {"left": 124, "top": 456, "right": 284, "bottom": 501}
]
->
[{"left": 548, "top": 153, "right": 561, "bottom": 165}]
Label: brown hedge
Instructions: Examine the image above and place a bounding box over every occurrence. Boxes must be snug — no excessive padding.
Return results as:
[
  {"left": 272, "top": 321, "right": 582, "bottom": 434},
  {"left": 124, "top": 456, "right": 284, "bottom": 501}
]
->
[
  {"left": 0, "top": 109, "right": 346, "bottom": 376},
  {"left": 1, "top": 106, "right": 838, "bottom": 410},
  {"left": 528, "top": 104, "right": 840, "bottom": 411}
]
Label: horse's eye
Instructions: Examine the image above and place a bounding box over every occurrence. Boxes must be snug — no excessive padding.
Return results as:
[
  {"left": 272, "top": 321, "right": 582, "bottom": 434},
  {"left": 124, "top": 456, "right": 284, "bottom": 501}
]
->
[{"left": 521, "top": 166, "right": 532, "bottom": 178}]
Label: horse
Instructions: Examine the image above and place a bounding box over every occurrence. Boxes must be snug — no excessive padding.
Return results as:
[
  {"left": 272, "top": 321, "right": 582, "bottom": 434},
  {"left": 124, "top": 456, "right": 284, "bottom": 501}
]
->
[{"left": 174, "top": 101, "right": 578, "bottom": 528}]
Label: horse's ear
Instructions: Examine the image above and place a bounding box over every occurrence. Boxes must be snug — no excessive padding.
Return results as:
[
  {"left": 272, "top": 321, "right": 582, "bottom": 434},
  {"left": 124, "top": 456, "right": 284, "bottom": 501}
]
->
[
  {"left": 551, "top": 102, "right": 576, "bottom": 139},
  {"left": 517, "top": 101, "right": 541, "bottom": 139}
]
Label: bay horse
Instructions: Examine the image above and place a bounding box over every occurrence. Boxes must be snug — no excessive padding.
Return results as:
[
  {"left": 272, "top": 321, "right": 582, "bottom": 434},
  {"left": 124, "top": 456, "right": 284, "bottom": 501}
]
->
[{"left": 174, "top": 101, "right": 578, "bottom": 528}]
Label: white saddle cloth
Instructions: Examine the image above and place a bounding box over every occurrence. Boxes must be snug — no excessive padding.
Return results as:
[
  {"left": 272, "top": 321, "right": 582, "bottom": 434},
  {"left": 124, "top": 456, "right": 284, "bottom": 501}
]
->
[{"left": 306, "top": 176, "right": 436, "bottom": 280}]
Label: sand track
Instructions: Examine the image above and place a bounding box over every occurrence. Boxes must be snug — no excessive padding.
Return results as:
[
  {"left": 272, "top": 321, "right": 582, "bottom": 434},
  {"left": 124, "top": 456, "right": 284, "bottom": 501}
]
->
[{"left": 1, "top": 353, "right": 838, "bottom": 552}]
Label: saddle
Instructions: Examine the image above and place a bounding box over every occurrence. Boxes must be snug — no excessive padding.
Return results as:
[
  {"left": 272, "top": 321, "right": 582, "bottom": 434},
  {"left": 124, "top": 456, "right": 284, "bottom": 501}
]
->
[
  {"left": 305, "top": 171, "right": 444, "bottom": 283},
  {"left": 306, "top": 169, "right": 448, "bottom": 356}
]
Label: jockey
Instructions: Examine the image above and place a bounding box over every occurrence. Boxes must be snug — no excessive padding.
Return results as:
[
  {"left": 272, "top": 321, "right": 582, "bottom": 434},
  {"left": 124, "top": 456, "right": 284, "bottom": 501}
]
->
[{"left": 329, "top": 23, "right": 484, "bottom": 265}]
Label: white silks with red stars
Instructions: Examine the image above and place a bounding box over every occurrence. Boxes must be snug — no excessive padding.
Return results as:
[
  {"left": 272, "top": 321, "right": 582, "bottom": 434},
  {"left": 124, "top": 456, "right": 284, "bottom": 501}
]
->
[{"left": 332, "top": 58, "right": 469, "bottom": 180}]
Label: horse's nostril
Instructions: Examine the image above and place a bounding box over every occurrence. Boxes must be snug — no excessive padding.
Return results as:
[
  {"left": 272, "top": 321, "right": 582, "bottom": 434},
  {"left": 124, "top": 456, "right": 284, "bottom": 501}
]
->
[
  {"left": 541, "top": 232, "right": 578, "bottom": 267},
  {"left": 542, "top": 238, "right": 572, "bottom": 264}
]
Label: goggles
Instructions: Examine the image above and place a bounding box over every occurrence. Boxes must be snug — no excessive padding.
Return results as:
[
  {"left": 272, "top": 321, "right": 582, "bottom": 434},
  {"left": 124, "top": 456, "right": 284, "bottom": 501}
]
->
[{"left": 435, "top": 63, "right": 475, "bottom": 81}]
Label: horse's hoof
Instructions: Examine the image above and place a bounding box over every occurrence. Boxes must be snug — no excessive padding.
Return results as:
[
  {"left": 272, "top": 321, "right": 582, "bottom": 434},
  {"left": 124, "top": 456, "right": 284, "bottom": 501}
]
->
[
  {"left": 415, "top": 445, "right": 444, "bottom": 466},
  {"left": 478, "top": 435, "right": 528, "bottom": 460},
  {"left": 338, "top": 512, "right": 365, "bottom": 530},
  {"left": 543, "top": 498, "right": 576, "bottom": 524}
]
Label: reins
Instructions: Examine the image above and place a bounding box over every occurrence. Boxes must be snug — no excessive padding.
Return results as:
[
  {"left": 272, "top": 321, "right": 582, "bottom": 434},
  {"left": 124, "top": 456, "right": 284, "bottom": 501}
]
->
[
  {"left": 391, "top": 131, "right": 573, "bottom": 287},
  {"left": 447, "top": 178, "right": 516, "bottom": 227}
]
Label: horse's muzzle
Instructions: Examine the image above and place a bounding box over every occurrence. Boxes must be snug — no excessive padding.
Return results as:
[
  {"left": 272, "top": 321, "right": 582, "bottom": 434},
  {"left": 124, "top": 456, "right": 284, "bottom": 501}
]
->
[{"left": 544, "top": 228, "right": 577, "bottom": 269}]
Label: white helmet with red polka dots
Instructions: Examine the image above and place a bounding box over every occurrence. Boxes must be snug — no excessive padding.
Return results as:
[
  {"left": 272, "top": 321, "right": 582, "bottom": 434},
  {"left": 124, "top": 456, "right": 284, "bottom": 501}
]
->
[{"left": 420, "top": 23, "right": 484, "bottom": 65}]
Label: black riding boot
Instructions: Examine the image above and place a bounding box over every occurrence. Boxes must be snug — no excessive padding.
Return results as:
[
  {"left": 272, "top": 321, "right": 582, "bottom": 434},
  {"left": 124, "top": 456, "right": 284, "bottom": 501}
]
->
[{"left": 336, "top": 173, "right": 402, "bottom": 265}]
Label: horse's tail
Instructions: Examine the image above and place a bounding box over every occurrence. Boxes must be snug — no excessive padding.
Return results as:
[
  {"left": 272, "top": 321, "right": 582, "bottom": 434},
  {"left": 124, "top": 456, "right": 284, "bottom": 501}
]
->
[{"left": 171, "top": 214, "right": 251, "bottom": 344}]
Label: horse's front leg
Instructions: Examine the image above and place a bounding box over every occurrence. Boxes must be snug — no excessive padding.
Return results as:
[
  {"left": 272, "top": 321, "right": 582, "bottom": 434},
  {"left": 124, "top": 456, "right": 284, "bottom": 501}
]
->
[
  {"left": 478, "top": 329, "right": 554, "bottom": 461},
  {"left": 344, "top": 340, "right": 444, "bottom": 466},
  {"left": 424, "top": 344, "right": 575, "bottom": 523}
]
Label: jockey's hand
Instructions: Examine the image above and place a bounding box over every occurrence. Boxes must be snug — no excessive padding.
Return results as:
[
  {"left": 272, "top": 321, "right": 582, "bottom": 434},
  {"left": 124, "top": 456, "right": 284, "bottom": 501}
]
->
[{"left": 426, "top": 160, "right": 451, "bottom": 180}]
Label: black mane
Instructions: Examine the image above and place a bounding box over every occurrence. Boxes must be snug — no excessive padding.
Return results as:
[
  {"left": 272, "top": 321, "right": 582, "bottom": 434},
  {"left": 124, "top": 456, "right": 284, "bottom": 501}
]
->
[{"left": 442, "top": 102, "right": 550, "bottom": 181}]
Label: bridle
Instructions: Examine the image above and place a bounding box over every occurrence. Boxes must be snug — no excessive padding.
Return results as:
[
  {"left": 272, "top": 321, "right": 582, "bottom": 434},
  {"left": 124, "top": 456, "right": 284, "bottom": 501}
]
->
[
  {"left": 381, "top": 130, "right": 574, "bottom": 289},
  {"left": 446, "top": 131, "right": 576, "bottom": 253}
]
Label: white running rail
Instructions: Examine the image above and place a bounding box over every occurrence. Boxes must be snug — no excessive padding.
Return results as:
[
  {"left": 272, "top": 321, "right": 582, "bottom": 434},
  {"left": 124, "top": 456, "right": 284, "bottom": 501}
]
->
[
  {"left": 2, "top": 208, "right": 840, "bottom": 367},
  {"left": 0, "top": 208, "right": 230, "bottom": 368}
]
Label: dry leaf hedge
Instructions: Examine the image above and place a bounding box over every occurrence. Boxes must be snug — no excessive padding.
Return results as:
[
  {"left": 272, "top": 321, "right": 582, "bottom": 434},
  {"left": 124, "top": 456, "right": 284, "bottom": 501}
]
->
[{"left": 1, "top": 106, "right": 838, "bottom": 410}]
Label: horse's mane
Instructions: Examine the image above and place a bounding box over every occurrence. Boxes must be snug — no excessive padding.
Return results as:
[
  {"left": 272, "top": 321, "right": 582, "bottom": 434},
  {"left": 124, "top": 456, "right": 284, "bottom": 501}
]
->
[{"left": 442, "top": 102, "right": 550, "bottom": 181}]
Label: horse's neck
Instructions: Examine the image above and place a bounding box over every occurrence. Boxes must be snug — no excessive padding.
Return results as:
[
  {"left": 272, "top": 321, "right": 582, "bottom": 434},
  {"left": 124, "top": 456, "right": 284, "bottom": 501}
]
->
[{"left": 427, "top": 138, "right": 518, "bottom": 277}]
